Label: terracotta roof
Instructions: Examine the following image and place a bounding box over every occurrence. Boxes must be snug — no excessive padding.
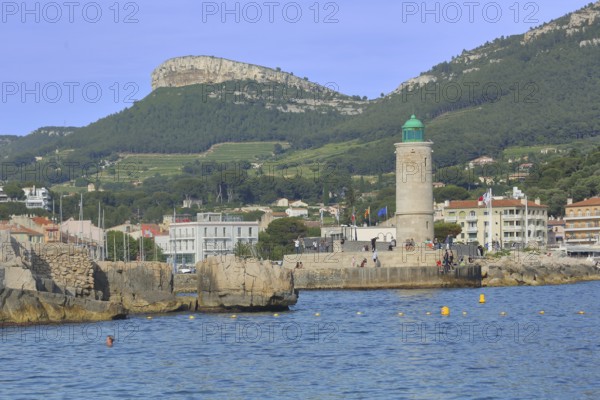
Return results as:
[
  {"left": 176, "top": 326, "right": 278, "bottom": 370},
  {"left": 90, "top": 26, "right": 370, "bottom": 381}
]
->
[
  {"left": 566, "top": 198, "right": 600, "bottom": 207},
  {"left": 32, "top": 217, "right": 53, "bottom": 226},
  {"left": 447, "top": 199, "right": 547, "bottom": 209},
  {"left": 5, "top": 225, "right": 44, "bottom": 236}
]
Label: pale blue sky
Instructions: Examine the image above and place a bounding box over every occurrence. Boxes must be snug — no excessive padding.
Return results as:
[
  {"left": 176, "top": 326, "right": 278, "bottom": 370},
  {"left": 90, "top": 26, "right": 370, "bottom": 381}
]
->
[{"left": 0, "top": 0, "right": 592, "bottom": 135}]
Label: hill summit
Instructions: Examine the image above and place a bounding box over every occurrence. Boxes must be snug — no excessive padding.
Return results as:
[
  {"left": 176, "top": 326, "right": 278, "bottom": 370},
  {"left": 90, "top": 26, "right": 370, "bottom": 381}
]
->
[{"left": 151, "top": 55, "right": 335, "bottom": 94}]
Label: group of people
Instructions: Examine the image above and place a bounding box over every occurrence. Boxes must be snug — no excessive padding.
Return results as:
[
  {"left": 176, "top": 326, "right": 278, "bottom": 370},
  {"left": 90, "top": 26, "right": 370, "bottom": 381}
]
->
[{"left": 404, "top": 238, "right": 416, "bottom": 250}]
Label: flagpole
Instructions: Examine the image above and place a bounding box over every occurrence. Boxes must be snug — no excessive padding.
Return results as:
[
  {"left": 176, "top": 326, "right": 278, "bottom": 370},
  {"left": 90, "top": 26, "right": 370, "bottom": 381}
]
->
[{"left": 488, "top": 188, "right": 493, "bottom": 252}]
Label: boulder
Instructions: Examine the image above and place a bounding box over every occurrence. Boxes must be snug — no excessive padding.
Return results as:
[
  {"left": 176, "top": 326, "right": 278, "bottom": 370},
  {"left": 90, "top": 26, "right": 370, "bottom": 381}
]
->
[
  {"left": 94, "top": 262, "right": 185, "bottom": 314},
  {"left": 0, "top": 288, "right": 126, "bottom": 324},
  {"left": 2, "top": 266, "right": 37, "bottom": 291},
  {"left": 198, "top": 256, "right": 298, "bottom": 312}
]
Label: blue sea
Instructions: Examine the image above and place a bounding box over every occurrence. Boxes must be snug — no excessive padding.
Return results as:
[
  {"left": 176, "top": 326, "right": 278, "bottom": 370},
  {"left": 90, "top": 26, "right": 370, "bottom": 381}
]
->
[{"left": 2, "top": 282, "right": 600, "bottom": 399}]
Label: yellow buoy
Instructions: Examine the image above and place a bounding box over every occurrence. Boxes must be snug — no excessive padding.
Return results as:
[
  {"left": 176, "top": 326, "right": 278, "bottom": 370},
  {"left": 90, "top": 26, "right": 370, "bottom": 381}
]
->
[
  {"left": 441, "top": 306, "right": 450, "bottom": 316},
  {"left": 356, "top": 311, "right": 363, "bottom": 315},
  {"left": 500, "top": 311, "right": 507, "bottom": 316},
  {"left": 398, "top": 312, "right": 404, "bottom": 317},
  {"left": 314, "top": 312, "right": 321, "bottom": 317},
  {"left": 189, "top": 315, "right": 195, "bottom": 319},
  {"left": 539, "top": 311, "right": 545, "bottom": 315},
  {"left": 578, "top": 311, "right": 585, "bottom": 315},
  {"left": 479, "top": 294, "right": 486, "bottom": 304},
  {"left": 273, "top": 313, "right": 280, "bottom": 317},
  {"left": 426, "top": 311, "right": 431, "bottom": 316},
  {"left": 146, "top": 316, "right": 153, "bottom": 320},
  {"left": 462, "top": 311, "right": 467, "bottom": 316},
  {"left": 230, "top": 314, "right": 237, "bottom": 319}
]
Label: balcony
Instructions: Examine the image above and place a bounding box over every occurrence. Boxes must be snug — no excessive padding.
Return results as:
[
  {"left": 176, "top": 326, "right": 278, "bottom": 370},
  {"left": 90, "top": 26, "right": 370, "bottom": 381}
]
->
[
  {"left": 502, "top": 225, "right": 523, "bottom": 232},
  {"left": 502, "top": 214, "right": 523, "bottom": 220},
  {"left": 466, "top": 216, "right": 478, "bottom": 222},
  {"left": 445, "top": 217, "right": 457, "bottom": 223},
  {"left": 466, "top": 227, "right": 478, "bottom": 233},
  {"left": 564, "top": 215, "right": 600, "bottom": 221},
  {"left": 564, "top": 227, "right": 600, "bottom": 232}
]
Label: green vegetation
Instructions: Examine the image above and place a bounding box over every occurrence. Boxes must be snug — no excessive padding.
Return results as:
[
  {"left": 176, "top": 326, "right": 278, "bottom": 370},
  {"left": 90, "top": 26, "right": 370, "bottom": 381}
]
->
[
  {"left": 105, "top": 231, "right": 165, "bottom": 262},
  {"left": 434, "top": 222, "right": 462, "bottom": 243},
  {"left": 257, "top": 218, "right": 308, "bottom": 260}
]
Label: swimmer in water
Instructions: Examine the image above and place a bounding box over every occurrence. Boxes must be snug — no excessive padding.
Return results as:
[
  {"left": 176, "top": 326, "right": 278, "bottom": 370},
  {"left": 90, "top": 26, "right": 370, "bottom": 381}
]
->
[{"left": 106, "top": 335, "right": 114, "bottom": 347}]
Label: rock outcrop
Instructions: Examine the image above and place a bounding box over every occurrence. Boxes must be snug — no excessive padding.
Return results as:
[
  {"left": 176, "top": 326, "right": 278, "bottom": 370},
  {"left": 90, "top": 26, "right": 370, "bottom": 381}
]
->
[
  {"left": 198, "top": 256, "right": 298, "bottom": 311},
  {"left": 481, "top": 255, "right": 600, "bottom": 286},
  {"left": 95, "top": 261, "right": 191, "bottom": 314},
  {"left": 151, "top": 55, "right": 331, "bottom": 93},
  {"left": 0, "top": 288, "right": 125, "bottom": 324}
]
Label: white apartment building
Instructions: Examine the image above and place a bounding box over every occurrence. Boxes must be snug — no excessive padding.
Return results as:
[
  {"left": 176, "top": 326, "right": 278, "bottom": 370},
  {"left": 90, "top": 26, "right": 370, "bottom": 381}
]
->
[
  {"left": 162, "top": 213, "right": 259, "bottom": 265},
  {"left": 444, "top": 198, "right": 548, "bottom": 248},
  {"left": 23, "top": 186, "right": 51, "bottom": 210}
]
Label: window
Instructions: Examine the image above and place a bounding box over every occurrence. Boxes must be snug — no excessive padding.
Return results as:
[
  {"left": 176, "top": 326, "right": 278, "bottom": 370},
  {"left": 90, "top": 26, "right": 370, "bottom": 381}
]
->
[
  {"left": 469, "top": 211, "right": 476, "bottom": 217},
  {"left": 223, "top": 227, "right": 226, "bottom": 236},
  {"left": 238, "top": 227, "right": 241, "bottom": 236},
  {"left": 249, "top": 227, "right": 253, "bottom": 236},
  {"left": 204, "top": 227, "right": 207, "bottom": 236},
  {"left": 214, "top": 227, "right": 217, "bottom": 236}
]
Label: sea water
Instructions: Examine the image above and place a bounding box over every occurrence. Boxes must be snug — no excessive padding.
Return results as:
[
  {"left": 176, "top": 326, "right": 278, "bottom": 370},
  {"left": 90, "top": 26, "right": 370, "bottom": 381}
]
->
[{"left": 1, "top": 282, "right": 600, "bottom": 399}]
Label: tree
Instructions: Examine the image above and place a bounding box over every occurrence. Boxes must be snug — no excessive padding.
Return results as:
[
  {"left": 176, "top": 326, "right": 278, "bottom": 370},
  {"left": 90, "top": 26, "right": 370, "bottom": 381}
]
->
[
  {"left": 434, "top": 222, "right": 462, "bottom": 242},
  {"left": 3, "top": 182, "right": 24, "bottom": 200},
  {"left": 434, "top": 185, "right": 470, "bottom": 202},
  {"left": 258, "top": 218, "right": 308, "bottom": 260}
]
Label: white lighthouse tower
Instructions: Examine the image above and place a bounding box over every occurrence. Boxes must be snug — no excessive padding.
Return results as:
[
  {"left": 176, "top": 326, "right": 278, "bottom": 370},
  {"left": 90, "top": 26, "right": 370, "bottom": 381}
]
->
[{"left": 395, "top": 115, "right": 434, "bottom": 245}]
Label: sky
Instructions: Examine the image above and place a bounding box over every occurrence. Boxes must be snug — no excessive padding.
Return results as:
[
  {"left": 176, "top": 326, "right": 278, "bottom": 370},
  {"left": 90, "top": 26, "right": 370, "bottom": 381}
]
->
[{"left": 0, "top": 0, "right": 593, "bottom": 135}]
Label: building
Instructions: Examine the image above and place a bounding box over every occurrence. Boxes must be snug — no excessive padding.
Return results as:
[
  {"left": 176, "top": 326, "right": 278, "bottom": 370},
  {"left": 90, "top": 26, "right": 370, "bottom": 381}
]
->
[
  {"left": 468, "top": 156, "right": 495, "bottom": 168},
  {"left": 564, "top": 198, "right": 600, "bottom": 245},
  {"left": 0, "top": 187, "right": 8, "bottom": 203},
  {"left": 22, "top": 186, "right": 51, "bottom": 210},
  {"left": 547, "top": 217, "right": 565, "bottom": 247},
  {"left": 162, "top": 213, "right": 259, "bottom": 266},
  {"left": 395, "top": 115, "right": 434, "bottom": 244},
  {"left": 0, "top": 222, "right": 44, "bottom": 244},
  {"left": 61, "top": 218, "right": 105, "bottom": 257},
  {"left": 11, "top": 216, "right": 60, "bottom": 243},
  {"left": 444, "top": 198, "right": 548, "bottom": 248},
  {"left": 285, "top": 207, "right": 308, "bottom": 218}
]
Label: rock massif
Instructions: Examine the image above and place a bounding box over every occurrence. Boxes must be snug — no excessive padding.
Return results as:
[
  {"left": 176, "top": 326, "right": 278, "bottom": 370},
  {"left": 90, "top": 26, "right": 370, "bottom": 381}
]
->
[
  {"left": 198, "top": 256, "right": 298, "bottom": 311},
  {"left": 152, "top": 55, "right": 331, "bottom": 93},
  {"left": 0, "top": 288, "right": 125, "bottom": 324}
]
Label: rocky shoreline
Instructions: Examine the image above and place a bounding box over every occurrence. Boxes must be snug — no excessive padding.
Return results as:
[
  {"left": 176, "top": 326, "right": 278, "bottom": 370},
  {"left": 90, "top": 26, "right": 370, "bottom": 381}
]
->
[{"left": 481, "top": 255, "right": 600, "bottom": 286}]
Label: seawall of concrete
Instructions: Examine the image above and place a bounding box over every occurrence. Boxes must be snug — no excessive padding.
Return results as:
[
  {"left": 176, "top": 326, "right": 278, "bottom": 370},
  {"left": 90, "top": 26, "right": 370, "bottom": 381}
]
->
[{"left": 293, "top": 265, "right": 481, "bottom": 290}]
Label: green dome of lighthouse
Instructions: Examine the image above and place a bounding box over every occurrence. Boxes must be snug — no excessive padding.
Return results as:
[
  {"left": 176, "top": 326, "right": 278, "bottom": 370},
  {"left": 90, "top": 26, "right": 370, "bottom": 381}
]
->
[
  {"left": 402, "top": 115, "right": 424, "bottom": 129},
  {"left": 402, "top": 115, "right": 425, "bottom": 142}
]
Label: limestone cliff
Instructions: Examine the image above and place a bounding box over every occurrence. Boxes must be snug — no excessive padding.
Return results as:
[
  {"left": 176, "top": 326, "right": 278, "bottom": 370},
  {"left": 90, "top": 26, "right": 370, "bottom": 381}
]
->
[
  {"left": 151, "top": 56, "right": 364, "bottom": 115},
  {"left": 152, "top": 55, "right": 332, "bottom": 93}
]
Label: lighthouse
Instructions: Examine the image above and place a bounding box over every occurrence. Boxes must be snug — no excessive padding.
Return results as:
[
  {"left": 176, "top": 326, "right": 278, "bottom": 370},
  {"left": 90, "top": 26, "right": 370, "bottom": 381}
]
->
[{"left": 395, "top": 115, "right": 434, "bottom": 245}]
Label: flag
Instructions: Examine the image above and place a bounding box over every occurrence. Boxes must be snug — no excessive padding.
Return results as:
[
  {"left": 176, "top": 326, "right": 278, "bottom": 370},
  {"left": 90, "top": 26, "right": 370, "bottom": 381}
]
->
[
  {"left": 377, "top": 206, "right": 388, "bottom": 218},
  {"left": 364, "top": 207, "right": 370, "bottom": 218},
  {"left": 483, "top": 191, "right": 491, "bottom": 206},
  {"left": 351, "top": 210, "right": 356, "bottom": 223}
]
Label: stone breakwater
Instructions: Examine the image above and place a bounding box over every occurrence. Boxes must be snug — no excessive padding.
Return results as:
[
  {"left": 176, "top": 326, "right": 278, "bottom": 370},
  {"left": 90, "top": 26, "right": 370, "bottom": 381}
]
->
[{"left": 482, "top": 255, "right": 600, "bottom": 286}]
